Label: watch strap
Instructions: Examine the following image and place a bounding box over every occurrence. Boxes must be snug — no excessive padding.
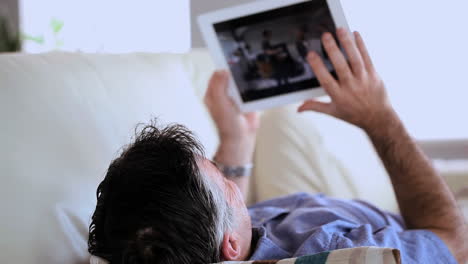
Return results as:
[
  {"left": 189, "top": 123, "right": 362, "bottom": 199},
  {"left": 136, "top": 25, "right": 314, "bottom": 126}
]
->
[{"left": 214, "top": 161, "right": 253, "bottom": 178}]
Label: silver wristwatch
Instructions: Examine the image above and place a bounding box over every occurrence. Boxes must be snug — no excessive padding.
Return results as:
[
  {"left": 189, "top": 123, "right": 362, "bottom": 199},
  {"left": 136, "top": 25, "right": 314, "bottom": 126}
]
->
[{"left": 214, "top": 161, "right": 253, "bottom": 178}]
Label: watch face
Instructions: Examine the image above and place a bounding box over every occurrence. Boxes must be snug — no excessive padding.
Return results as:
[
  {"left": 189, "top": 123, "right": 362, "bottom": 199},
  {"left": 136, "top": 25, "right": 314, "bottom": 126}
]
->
[
  {"left": 214, "top": 161, "right": 253, "bottom": 177},
  {"left": 229, "top": 167, "right": 243, "bottom": 177}
]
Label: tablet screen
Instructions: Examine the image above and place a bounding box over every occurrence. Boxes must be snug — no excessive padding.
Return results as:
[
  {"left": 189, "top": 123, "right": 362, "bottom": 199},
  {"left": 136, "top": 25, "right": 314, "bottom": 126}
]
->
[{"left": 214, "top": 0, "right": 337, "bottom": 102}]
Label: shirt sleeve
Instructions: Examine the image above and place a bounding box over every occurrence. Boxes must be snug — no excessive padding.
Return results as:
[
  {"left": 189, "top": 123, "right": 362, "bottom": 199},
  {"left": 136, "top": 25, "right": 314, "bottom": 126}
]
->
[{"left": 332, "top": 224, "right": 457, "bottom": 264}]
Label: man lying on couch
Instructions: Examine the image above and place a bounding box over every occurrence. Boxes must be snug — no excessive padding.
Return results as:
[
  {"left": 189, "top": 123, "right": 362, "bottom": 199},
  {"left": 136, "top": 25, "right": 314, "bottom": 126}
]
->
[{"left": 88, "top": 29, "right": 468, "bottom": 264}]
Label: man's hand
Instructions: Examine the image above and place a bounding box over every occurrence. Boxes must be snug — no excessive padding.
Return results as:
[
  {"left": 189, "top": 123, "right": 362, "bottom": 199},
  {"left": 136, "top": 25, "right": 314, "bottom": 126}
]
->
[
  {"left": 204, "top": 70, "right": 259, "bottom": 165},
  {"left": 298, "top": 28, "right": 394, "bottom": 131},
  {"left": 299, "top": 28, "right": 468, "bottom": 262},
  {"left": 204, "top": 71, "right": 259, "bottom": 199}
]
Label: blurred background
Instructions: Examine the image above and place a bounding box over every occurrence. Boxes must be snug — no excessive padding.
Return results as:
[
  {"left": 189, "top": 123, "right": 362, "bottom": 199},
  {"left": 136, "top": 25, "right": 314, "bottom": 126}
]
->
[
  {"left": 1, "top": 2, "right": 467, "bottom": 263},
  {"left": 0, "top": 0, "right": 466, "bottom": 140}
]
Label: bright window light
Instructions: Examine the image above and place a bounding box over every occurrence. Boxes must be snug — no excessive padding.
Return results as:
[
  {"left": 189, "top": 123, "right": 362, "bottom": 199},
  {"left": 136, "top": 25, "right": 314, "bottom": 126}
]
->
[
  {"left": 20, "top": 0, "right": 190, "bottom": 53},
  {"left": 341, "top": 0, "right": 468, "bottom": 140}
]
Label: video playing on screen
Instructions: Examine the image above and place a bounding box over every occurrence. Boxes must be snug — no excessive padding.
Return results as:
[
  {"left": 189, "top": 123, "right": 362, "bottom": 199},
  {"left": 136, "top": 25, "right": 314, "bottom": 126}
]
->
[{"left": 214, "top": 0, "right": 338, "bottom": 102}]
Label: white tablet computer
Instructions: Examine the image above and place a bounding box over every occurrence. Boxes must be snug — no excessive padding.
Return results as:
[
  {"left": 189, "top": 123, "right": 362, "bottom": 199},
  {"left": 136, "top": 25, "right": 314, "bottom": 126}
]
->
[{"left": 198, "top": 0, "right": 351, "bottom": 112}]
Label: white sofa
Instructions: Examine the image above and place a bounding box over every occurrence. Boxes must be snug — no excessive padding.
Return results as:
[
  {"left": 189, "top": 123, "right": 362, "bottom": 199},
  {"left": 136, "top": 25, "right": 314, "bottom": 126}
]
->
[{"left": 0, "top": 50, "right": 407, "bottom": 264}]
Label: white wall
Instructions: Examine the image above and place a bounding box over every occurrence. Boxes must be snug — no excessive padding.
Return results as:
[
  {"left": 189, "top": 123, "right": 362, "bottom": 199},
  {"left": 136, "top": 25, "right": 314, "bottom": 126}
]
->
[
  {"left": 21, "top": 0, "right": 190, "bottom": 53},
  {"left": 191, "top": 0, "right": 257, "bottom": 47},
  {"left": 341, "top": 0, "right": 468, "bottom": 140},
  {"left": 192, "top": 0, "right": 468, "bottom": 140}
]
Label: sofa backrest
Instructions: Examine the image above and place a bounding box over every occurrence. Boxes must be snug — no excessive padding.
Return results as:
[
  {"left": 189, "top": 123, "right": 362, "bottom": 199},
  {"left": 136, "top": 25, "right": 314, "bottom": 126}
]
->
[{"left": 0, "top": 51, "right": 217, "bottom": 264}]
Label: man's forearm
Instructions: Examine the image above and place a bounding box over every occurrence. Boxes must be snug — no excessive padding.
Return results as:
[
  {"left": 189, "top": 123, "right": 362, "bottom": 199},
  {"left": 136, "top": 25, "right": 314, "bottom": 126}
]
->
[{"left": 366, "top": 110, "right": 467, "bottom": 259}]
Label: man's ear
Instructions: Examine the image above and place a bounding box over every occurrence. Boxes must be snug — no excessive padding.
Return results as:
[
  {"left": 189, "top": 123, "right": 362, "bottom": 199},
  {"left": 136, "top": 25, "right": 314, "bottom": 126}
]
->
[{"left": 221, "top": 232, "right": 242, "bottom": 261}]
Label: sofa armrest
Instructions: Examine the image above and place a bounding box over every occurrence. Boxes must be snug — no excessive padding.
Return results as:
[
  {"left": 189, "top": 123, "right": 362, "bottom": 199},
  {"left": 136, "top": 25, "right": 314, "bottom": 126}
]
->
[
  {"left": 418, "top": 139, "right": 468, "bottom": 160},
  {"left": 418, "top": 139, "right": 468, "bottom": 194}
]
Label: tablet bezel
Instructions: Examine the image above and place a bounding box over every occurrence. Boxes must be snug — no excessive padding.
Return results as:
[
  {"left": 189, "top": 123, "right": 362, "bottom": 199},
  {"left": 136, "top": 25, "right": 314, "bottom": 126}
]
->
[{"left": 198, "top": 0, "right": 351, "bottom": 112}]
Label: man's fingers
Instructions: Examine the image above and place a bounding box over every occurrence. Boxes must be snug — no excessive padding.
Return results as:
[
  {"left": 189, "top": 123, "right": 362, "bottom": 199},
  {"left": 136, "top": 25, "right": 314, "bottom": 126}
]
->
[
  {"left": 205, "top": 70, "right": 240, "bottom": 113},
  {"left": 206, "top": 70, "right": 230, "bottom": 102},
  {"left": 307, "top": 51, "right": 338, "bottom": 97},
  {"left": 244, "top": 112, "right": 260, "bottom": 129},
  {"left": 244, "top": 112, "right": 258, "bottom": 121},
  {"left": 206, "top": 71, "right": 221, "bottom": 99},
  {"left": 322, "top": 32, "right": 353, "bottom": 81},
  {"left": 336, "top": 28, "right": 365, "bottom": 77},
  {"left": 298, "top": 100, "right": 334, "bottom": 116},
  {"left": 354, "top": 31, "right": 375, "bottom": 72}
]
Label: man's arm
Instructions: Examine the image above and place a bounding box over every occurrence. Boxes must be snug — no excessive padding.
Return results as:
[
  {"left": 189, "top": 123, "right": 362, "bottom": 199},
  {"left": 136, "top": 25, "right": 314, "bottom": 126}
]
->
[
  {"left": 213, "top": 138, "right": 253, "bottom": 201},
  {"left": 298, "top": 28, "right": 468, "bottom": 262},
  {"left": 204, "top": 71, "right": 259, "bottom": 200},
  {"left": 366, "top": 108, "right": 467, "bottom": 260}
]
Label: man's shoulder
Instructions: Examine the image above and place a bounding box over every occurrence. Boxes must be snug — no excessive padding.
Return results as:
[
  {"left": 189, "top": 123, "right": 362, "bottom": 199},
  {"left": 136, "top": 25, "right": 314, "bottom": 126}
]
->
[
  {"left": 248, "top": 192, "right": 357, "bottom": 213},
  {"left": 248, "top": 193, "right": 400, "bottom": 237},
  {"left": 248, "top": 192, "right": 348, "bottom": 227},
  {"left": 248, "top": 194, "right": 458, "bottom": 263},
  {"left": 248, "top": 192, "right": 312, "bottom": 226},
  {"left": 249, "top": 192, "right": 319, "bottom": 210}
]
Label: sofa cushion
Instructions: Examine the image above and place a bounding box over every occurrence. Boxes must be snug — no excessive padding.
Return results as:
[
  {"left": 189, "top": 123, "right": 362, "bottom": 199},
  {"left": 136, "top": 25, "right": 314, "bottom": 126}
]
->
[
  {"left": 90, "top": 247, "right": 401, "bottom": 264},
  {"left": 253, "top": 104, "right": 398, "bottom": 212},
  {"left": 0, "top": 52, "right": 217, "bottom": 264}
]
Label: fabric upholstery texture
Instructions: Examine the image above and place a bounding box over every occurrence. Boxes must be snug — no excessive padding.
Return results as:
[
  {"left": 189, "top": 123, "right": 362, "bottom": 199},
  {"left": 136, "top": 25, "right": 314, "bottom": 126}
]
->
[
  {"left": 91, "top": 247, "right": 401, "bottom": 264},
  {"left": 254, "top": 105, "right": 359, "bottom": 201},
  {"left": 254, "top": 104, "right": 397, "bottom": 212}
]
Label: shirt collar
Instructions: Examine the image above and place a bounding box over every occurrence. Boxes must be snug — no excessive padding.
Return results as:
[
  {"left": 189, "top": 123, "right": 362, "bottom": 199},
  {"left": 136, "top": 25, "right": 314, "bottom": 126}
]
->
[{"left": 248, "top": 227, "right": 290, "bottom": 261}]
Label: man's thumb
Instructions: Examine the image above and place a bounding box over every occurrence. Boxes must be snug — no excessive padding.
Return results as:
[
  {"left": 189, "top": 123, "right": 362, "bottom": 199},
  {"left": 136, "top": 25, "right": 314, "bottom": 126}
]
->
[{"left": 298, "top": 100, "right": 332, "bottom": 115}]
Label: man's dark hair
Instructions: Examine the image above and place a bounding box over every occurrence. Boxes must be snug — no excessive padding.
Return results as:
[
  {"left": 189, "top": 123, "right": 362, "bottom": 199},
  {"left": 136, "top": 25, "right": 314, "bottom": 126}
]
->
[{"left": 88, "top": 122, "right": 223, "bottom": 264}]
